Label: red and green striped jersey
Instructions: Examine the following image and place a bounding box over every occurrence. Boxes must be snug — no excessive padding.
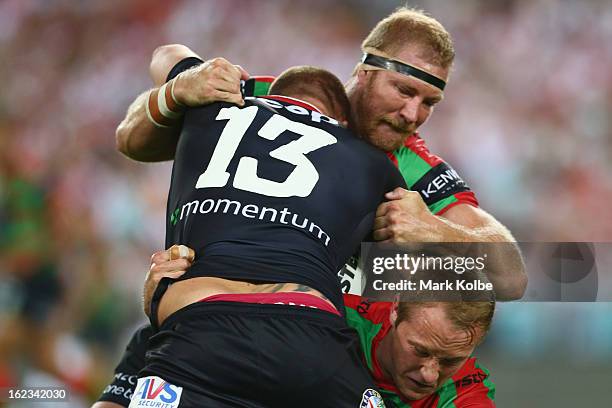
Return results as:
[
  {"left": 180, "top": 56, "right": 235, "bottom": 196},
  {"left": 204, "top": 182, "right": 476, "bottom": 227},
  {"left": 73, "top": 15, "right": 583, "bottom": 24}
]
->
[
  {"left": 387, "top": 134, "right": 478, "bottom": 215},
  {"left": 343, "top": 294, "right": 495, "bottom": 408},
  {"left": 245, "top": 76, "right": 478, "bottom": 215}
]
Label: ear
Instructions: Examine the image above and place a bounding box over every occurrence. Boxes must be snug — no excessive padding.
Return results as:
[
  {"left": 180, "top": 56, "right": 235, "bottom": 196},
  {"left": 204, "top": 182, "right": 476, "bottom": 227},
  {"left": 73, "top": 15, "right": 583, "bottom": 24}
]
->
[
  {"left": 390, "top": 298, "right": 399, "bottom": 326},
  {"left": 356, "top": 68, "right": 369, "bottom": 85}
]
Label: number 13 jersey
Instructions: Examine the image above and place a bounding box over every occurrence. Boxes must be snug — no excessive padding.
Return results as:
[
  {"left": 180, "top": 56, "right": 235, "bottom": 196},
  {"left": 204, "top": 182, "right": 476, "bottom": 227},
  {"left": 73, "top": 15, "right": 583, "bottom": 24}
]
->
[{"left": 165, "top": 96, "right": 406, "bottom": 312}]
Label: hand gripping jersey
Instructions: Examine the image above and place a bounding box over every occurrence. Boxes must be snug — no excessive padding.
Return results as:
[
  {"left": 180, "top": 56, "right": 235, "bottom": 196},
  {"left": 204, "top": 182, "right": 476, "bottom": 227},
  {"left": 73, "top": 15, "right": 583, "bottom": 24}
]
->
[
  {"left": 165, "top": 97, "right": 406, "bottom": 312},
  {"left": 344, "top": 295, "right": 496, "bottom": 408}
]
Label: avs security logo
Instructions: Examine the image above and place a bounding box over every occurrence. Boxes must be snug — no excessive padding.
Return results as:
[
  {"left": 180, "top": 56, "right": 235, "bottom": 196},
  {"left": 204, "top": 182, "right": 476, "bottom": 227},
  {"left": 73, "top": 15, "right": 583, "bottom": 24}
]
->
[
  {"left": 360, "top": 388, "right": 386, "bottom": 408},
  {"left": 129, "top": 376, "right": 182, "bottom": 408}
]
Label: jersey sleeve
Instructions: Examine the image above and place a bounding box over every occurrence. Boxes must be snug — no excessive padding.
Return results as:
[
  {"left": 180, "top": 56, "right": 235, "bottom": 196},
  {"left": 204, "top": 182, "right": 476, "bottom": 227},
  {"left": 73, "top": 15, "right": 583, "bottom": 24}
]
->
[
  {"left": 389, "top": 134, "right": 479, "bottom": 215},
  {"left": 96, "top": 324, "right": 153, "bottom": 406},
  {"left": 242, "top": 76, "right": 275, "bottom": 97}
]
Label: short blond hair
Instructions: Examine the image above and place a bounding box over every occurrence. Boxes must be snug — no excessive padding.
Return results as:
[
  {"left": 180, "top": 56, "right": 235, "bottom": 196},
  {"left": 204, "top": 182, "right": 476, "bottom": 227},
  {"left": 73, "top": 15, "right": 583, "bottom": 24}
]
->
[
  {"left": 396, "top": 301, "right": 495, "bottom": 345},
  {"left": 361, "top": 7, "right": 455, "bottom": 69},
  {"left": 394, "top": 255, "right": 495, "bottom": 343}
]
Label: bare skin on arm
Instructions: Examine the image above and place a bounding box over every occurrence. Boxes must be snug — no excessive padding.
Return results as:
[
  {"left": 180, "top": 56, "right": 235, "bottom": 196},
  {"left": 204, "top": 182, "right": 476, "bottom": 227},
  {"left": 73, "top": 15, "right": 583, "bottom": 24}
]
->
[
  {"left": 373, "top": 188, "right": 527, "bottom": 300},
  {"left": 115, "top": 45, "right": 248, "bottom": 162}
]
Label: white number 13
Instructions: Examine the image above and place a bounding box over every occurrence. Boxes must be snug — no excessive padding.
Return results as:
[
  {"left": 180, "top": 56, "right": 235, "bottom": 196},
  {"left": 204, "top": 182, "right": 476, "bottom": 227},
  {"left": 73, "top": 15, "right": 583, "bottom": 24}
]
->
[{"left": 195, "top": 106, "right": 337, "bottom": 197}]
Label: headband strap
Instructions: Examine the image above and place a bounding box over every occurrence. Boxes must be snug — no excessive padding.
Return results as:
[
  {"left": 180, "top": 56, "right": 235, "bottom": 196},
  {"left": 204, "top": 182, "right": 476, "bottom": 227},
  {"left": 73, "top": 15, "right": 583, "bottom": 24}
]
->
[{"left": 361, "top": 53, "right": 446, "bottom": 91}]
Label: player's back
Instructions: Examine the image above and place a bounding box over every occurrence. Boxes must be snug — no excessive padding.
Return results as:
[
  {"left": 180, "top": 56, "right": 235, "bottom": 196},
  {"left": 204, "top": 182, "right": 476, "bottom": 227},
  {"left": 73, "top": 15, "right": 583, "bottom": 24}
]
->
[{"left": 166, "top": 96, "right": 405, "bottom": 310}]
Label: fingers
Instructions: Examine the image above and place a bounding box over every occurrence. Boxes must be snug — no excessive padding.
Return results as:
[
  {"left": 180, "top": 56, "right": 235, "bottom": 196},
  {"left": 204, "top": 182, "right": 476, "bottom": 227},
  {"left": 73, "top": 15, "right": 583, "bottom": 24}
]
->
[
  {"left": 372, "top": 227, "right": 392, "bottom": 241},
  {"left": 373, "top": 215, "right": 388, "bottom": 231},
  {"left": 150, "top": 249, "right": 171, "bottom": 265},
  {"left": 376, "top": 201, "right": 401, "bottom": 217},
  {"left": 148, "top": 245, "right": 194, "bottom": 280},
  {"left": 233, "top": 64, "right": 250, "bottom": 80},
  {"left": 156, "top": 269, "right": 187, "bottom": 281},
  {"left": 168, "top": 244, "right": 195, "bottom": 261},
  {"left": 207, "top": 58, "right": 244, "bottom": 87},
  {"left": 385, "top": 187, "right": 409, "bottom": 200},
  {"left": 177, "top": 57, "right": 245, "bottom": 107},
  {"left": 214, "top": 90, "right": 244, "bottom": 106},
  {"left": 151, "top": 258, "right": 191, "bottom": 273}
]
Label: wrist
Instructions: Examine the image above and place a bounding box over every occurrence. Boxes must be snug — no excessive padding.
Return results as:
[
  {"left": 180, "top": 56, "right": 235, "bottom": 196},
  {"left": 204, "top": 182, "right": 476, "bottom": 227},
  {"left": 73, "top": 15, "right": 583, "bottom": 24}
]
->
[
  {"left": 145, "top": 77, "right": 186, "bottom": 128},
  {"left": 170, "top": 72, "right": 189, "bottom": 107}
]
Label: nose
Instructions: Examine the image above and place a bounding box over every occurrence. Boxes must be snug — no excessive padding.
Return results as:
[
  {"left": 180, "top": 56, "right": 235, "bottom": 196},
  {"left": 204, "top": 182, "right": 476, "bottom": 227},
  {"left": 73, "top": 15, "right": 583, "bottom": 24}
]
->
[
  {"left": 418, "top": 359, "right": 439, "bottom": 386},
  {"left": 398, "top": 98, "right": 420, "bottom": 124}
]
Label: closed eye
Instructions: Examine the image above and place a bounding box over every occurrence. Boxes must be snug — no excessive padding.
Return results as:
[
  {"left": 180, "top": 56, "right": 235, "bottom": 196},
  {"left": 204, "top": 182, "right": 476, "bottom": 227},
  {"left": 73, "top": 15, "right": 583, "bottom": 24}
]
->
[
  {"left": 396, "top": 84, "right": 416, "bottom": 97},
  {"left": 440, "top": 357, "right": 465, "bottom": 367},
  {"left": 424, "top": 98, "right": 441, "bottom": 108},
  {"left": 413, "top": 346, "right": 430, "bottom": 358}
]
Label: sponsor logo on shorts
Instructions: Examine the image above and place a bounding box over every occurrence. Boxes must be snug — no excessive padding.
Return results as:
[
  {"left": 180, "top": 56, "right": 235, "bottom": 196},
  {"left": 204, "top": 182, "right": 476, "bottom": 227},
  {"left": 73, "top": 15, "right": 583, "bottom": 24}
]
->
[
  {"left": 129, "top": 376, "right": 182, "bottom": 408},
  {"left": 101, "top": 371, "right": 138, "bottom": 402},
  {"left": 360, "top": 388, "right": 385, "bottom": 408}
]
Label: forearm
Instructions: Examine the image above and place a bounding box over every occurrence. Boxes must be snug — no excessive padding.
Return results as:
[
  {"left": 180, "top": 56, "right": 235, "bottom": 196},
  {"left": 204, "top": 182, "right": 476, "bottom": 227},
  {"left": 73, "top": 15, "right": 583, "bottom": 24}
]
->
[
  {"left": 115, "top": 91, "right": 180, "bottom": 162},
  {"left": 116, "top": 45, "right": 200, "bottom": 162},
  {"left": 438, "top": 206, "right": 527, "bottom": 301}
]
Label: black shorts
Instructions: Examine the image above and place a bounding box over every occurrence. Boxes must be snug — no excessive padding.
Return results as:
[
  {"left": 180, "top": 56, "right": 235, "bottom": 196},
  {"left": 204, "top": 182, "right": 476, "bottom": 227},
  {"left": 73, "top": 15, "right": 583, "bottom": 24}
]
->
[
  {"left": 130, "top": 301, "right": 384, "bottom": 408},
  {"left": 97, "top": 324, "right": 152, "bottom": 406}
]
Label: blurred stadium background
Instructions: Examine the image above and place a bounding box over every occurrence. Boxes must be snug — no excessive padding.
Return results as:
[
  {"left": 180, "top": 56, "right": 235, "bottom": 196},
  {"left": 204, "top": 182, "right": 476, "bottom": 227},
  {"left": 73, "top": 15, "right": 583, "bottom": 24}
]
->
[{"left": 1, "top": 0, "right": 611, "bottom": 406}]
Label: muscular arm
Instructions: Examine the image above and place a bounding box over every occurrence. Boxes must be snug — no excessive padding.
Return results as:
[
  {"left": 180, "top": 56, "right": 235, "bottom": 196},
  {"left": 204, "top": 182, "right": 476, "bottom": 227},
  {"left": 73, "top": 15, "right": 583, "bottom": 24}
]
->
[
  {"left": 115, "top": 45, "right": 195, "bottom": 162},
  {"left": 115, "top": 90, "right": 181, "bottom": 161},
  {"left": 438, "top": 203, "right": 527, "bottom": 301},
  {"left": 115, "top": 44, "right": 247, "bottom": 162},
  {"left": 374, "top": 190, "right": 527, "bottom": 301}
]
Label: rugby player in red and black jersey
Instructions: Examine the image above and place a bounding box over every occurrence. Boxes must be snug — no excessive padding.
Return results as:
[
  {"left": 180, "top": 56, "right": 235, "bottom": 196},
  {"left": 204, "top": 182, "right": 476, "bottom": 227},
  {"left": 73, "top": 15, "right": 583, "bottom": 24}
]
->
[{"left": 95, "top": 247, "right": 495, "bottom": 408}]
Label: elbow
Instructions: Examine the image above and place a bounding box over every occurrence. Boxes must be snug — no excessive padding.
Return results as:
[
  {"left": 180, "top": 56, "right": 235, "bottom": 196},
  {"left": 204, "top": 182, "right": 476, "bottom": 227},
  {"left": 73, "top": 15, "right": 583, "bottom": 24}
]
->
[
  {"left": 152, "top": 44, "right": 182, "bottom": 60},
  {"left": 150, "top": 44, "right": 192, "bottom": 76},
  {"left": 498, "top": 272, "right": 528, "bottom": 301},
  {"left": 115, "top": 121, "right": 131, "bottom": 157},
  {"left": 495, "top": 260, "right": 528, "bottom": 301}
]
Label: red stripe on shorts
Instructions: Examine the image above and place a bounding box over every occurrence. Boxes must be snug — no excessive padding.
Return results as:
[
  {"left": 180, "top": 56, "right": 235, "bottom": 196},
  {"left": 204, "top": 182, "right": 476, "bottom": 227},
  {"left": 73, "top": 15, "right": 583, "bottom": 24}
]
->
[{"left": 199, "top": 292, "right": 340, "bottom": 316}]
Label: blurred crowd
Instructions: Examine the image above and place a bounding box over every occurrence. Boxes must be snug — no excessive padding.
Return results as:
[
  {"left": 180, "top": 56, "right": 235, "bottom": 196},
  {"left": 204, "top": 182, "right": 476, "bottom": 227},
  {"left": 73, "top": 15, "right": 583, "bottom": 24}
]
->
[{"left": 1, "top": 0, "right": 611, "bottom": 405}]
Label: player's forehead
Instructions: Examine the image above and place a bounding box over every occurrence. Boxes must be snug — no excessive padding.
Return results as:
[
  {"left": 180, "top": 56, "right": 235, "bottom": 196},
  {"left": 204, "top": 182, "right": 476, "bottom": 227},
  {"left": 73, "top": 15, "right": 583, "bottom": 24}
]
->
[
  {"left": 377, "top": 68, "right": 445, "bottom": 101},
  {"left": 380, "top": 44, "right": 449, "bottom": 97},
  {"left": 391, "top": 43, "right": 450, "bottom": 81},
  {"left": 398, "top": 305, "right": 477, "bottom": 356}
]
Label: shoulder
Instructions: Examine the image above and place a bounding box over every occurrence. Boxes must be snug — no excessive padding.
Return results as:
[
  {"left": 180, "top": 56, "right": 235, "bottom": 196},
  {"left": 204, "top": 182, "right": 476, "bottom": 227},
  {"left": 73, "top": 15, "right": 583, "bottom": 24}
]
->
[
  {"left": 437, "top": 357, "right": 496, "bottom": 406},
  {"left": 400, "top": 133, "right": 443, "bottom": 166},
  {"left": 343, "top": 295, "right": 393, "bottom": 325}
]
